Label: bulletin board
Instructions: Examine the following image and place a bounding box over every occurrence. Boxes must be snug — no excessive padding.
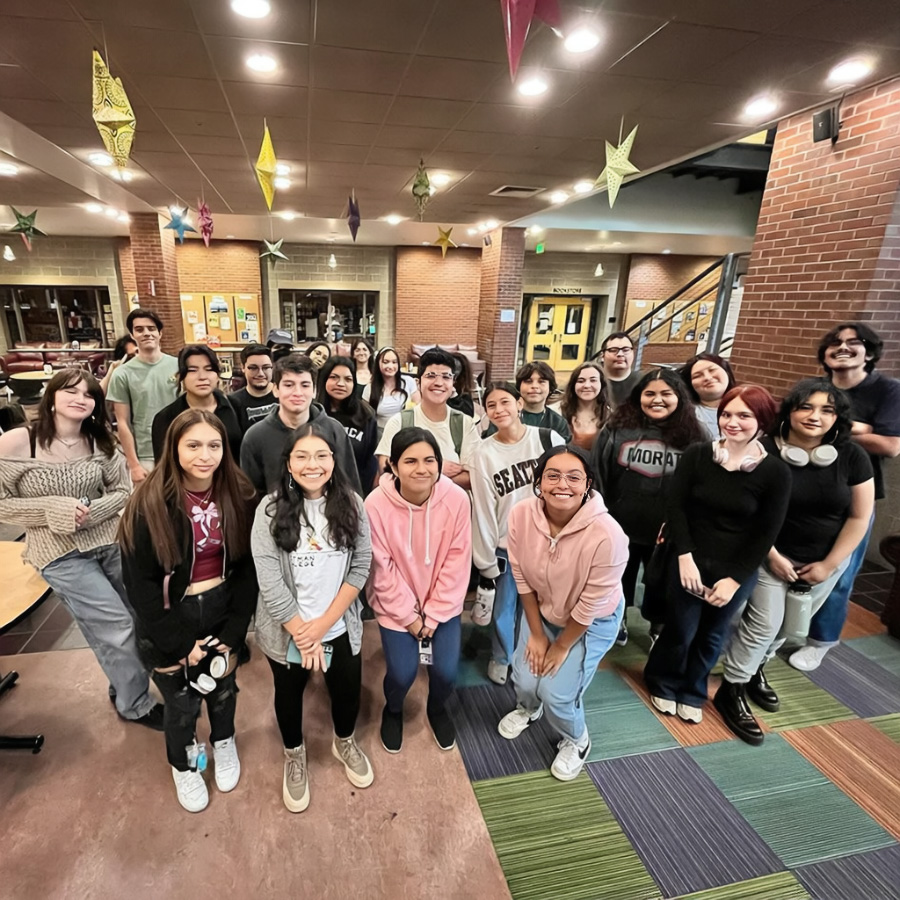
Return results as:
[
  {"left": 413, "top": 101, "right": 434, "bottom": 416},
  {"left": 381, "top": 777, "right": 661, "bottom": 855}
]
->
[{"left": 181, "top": 293, "right": 261, "bottom": 346}]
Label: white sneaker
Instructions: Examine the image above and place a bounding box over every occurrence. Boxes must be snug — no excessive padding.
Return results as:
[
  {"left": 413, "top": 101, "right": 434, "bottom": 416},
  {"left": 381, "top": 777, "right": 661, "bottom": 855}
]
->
[
  {"left": 213, "top": 736, "right": 241, "bottom": 792},
  {"left": 487, "top": 660, "right": 509, "bottom": 685},
  {"left": 650, "top": 695, "right": 676, "bottom": 715},
  {"left": 172, "top": 765, "right": 209, "bottom": 812},
  {"left": 551, "top": 735, "right": 591, "bottom": 782},
  {"left": 789, "top": 644, "right": 831, "bottom": 672},
  {"left": 498, "top": 704, "right": 543, "bottom": 739},
  {"left": 676, "top": 703, "right": 703, "bottom": 723}
]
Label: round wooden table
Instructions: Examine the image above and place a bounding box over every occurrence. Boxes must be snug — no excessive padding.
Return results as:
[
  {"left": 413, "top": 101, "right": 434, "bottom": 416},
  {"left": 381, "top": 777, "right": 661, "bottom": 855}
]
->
[{"left": 8, "top": 371, "right": 52, "bottom": 404}]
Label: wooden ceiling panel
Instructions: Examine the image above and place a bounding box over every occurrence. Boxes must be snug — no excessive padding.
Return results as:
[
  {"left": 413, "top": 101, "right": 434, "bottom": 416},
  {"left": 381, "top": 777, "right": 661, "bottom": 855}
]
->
[
  {"left": 156, "top": 109, "right": 242, "bottom": 139},
  {"left": 73, "top": 0, "right": 197, "bottom": 30},
  {"left": 136, "top": 76, "right": 229, "bottom": 113},
  {"left": 307, "top": 119, "right": 380, "bottom": 146},
  {"left": 310, "top": 46, "right": 408, "bottom": 94},
  {"left": 307, "top": 143, "right": 371, "bottom": 164},
  {"left": 316, "top": 0, "right": 434, "bottom": 54},
  {"left": 398, "top": 56, "right": 505, "bottom": 101},
  {"left": 385, "top": 96, "right": 472, "bottom": 129},
  {"left": 308, "top": 89, "right": 393, "bottom": 124},
  {"left": 373, "top": 124, "right": 448, "bottom": 151},
  {"left": 221, "top": 82, "right": 307, "bottom": 117},
  {"left": 100, "top": 26, "right": 214, "bottom": 80},
  {"left": 417, "top": 0, "right": 510, "bottom": 64}
]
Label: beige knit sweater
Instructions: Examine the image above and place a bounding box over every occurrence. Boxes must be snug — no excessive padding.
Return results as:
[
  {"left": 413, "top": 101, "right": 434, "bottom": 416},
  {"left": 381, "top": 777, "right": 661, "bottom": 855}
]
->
[{"left": 0, "top": 449, "right": 130, "bottom": 571}]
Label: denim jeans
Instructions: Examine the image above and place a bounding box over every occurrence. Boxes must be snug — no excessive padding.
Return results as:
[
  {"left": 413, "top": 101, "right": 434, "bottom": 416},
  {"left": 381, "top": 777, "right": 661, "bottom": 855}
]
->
[
  {"left": 379, "top": 615, "right": 461, "bottom": 715},
  {"left": 808, "top": 512, "right": 875, "bottom": 645},
  {"left": 511, "top": 601, "right": 624, "bottom": 743},
  {"left": 491, "top": 548, "right": 520, "bottom": 667},
  {"left": 41, "top": 545, "right": 154, "bottom": 720}
]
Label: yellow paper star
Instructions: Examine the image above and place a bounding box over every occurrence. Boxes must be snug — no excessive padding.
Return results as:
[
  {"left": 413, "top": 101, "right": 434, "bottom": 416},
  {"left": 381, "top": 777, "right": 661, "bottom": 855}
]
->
[
  {"left": 433, "top": 226, "right": 457, "bottom": 259},
  {"left": 595, "top": 125, "right": 640, "bottom": 208},
  {"left": 91, "top": 50, "right": 136, "bottom": 169},
  {"left": 255, "top": 124, "right": 277, "bottom": 210}
]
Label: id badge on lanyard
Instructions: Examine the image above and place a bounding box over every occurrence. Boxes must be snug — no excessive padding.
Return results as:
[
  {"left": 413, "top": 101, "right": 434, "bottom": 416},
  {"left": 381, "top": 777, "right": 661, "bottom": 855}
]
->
[{"left": 418, "top": 637, "right": 433, "bottom": 666}]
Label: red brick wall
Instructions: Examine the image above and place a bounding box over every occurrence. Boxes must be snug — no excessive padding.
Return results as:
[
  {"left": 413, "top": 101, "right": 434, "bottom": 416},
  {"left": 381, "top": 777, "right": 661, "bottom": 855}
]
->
[
  {"left": 175, "top": 241, "right": 262, "bottom": 295},
  {"left": 477, "top": 227, "right": 526, "bottom": 381},
  {"left": 625, "top": 254, "right": 720, "bottom": 302},
  {"left": 395, "top": 246, "right": 482, "bottom": 362},
  {"left": 118, "top": 241, "right": 137, "bottom": 297},
  {"left": 730, "top": 78, "right": 900, "bottom": 394}
]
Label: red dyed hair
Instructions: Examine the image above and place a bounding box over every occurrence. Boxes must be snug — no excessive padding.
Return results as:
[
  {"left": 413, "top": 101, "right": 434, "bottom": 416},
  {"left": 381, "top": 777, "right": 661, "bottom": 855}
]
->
[{"left": 717, "top": 384, "right": 779, "bottom": 434}]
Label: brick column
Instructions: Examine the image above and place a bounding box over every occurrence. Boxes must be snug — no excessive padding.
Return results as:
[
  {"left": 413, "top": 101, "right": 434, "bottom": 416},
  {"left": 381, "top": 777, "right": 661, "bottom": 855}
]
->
[
  {"left": 128, "top": 213, "right": 184, "bottom": 354},
  {"left": 730, "top": 78, "right": 900, "bottom": 394},
  {"left": 477, "top": 227, "right": 525, "bottom": 382}
]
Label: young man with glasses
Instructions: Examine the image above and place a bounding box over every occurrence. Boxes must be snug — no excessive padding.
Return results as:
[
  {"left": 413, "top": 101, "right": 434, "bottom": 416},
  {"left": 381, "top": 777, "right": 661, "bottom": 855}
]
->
[
  {"left": 789, "top": 323, "right": 900, "bottom": 671},
  {"left": 375, "top": 348, "right": 479, "bottom": 490},
  {"left": 599, "top": 332, "right": 641, "bottom": 410},
  {"left": 230, "top": 344, "right": 278, "bottom": 434}
]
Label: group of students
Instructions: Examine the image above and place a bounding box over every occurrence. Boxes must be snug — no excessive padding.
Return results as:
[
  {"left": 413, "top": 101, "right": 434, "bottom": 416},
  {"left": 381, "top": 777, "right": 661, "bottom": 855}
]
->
[{"left": 1, "top": 311, "right": 897, "bottom": 814}]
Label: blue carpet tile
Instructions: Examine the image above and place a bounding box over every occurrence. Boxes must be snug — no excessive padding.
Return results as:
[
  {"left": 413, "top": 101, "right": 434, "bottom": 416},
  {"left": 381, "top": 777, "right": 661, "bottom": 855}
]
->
[
  {"left": 804, "top": 643, "right": 900, "bottom": 718},
  {"left": 794, "top": 843, "right": 900, "bottom": 900}
]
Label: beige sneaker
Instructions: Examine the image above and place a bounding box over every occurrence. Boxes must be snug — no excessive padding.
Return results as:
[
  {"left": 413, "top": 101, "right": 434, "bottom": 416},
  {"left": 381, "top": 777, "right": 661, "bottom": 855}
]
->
[
  {"left": 283, "top": 744, "right": 310, "bottom": 812},
  {"left": 332, "top": 733, "right": 374, "bottom": 788}
]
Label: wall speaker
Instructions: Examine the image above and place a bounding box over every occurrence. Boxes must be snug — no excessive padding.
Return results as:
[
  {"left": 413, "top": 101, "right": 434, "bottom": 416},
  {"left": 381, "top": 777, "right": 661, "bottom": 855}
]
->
[{"left": 813, "top": 105, "right": 841, "bottom": 144}]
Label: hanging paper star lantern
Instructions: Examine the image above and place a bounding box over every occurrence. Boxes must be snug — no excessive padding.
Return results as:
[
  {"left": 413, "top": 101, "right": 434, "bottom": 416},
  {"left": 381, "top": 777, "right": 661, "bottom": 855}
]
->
[
  {"left": 255, "top": 124, "right": 278, "bottom": 211},
  {"left": 347, "top": 192, "right": 361, "bottom": 242},
  {"left": 433, "top": 226, "right": 457, "bottom": 259},
  {"left": 91, "top": 50, "right": 136, "bottom": 169},
  {"left": 595, "top": 125, "right": 640, "bottom": 209},
  {"left": 260, "top": 238, "right": 289, "bottom": 264},
  {"left": 197, "top": 200, "right": 214, "bottom": 247},
  {"left": 500, "top": 0, "right": 561, "bottom": 81},
  {"left": 164, "top": 208, "right": 197, "bottom": 244},
  {"left": 8, "top": 207, "right": 46, "bottom": 252},
  {"left": 412, "top": 159, "right": 431, "bottom": 222}
]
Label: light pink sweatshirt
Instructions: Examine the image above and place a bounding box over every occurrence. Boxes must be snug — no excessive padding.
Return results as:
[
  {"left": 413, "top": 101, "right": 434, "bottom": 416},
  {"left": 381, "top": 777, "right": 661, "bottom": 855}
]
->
[
  {"left": 365, "top": 472, "right": 472, "bottom": 632},
  {"left": 507, "top": 493, "right": 628, "bottom": 627}
]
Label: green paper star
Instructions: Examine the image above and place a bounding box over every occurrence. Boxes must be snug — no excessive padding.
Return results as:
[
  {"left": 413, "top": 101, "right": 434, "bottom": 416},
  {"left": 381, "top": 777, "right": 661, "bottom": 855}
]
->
[
  {"left": 260, "top": 238, "right": 289, "bottom": 263},
  {"left": 595, "top": 125, "right": 640, "bottom": 208},
  {"left": 8, "top": 207, "right": 46, "bottom": 252}
]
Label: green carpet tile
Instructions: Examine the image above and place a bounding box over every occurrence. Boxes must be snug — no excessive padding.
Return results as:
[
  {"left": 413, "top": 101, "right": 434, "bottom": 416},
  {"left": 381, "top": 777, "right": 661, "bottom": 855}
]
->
[
  {"left": 846, "top": 634, "right": 900, "bottom": 679},
  {"left": 583, "top": 668, "right": 651, "bottom": 712},
  {"left": 674, "top": 871, "right": 811, "bottom": 899},
  {"left": 868, "top": 713, "right": 900, "bottom": 743},
  {"left": 473, "top": 770, "right": 660, "bottom": 900},
  {"left": 689, "top": 737, "right": 895, "bottom": 868},
  {"left": 753, "top": 657, "right": 856, "bottom": 731}
]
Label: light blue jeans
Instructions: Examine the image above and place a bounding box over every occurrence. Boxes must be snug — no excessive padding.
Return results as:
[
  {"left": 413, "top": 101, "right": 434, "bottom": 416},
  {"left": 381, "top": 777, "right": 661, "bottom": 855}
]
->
[
  {"left": 41, "top": 545, "right": 154, "bottom": 720},
  {"left": 491, "top": 549, "right": 519, "bottom": 667},
  {"left": 511, "top": 600, "right": 624, "bottom": 743}
]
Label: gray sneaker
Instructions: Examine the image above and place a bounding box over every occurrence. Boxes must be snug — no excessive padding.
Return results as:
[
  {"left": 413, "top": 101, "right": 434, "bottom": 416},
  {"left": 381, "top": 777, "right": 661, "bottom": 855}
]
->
[
  {"left": 332, "top": 733, "right": 374, "bottom": 788},
  {"left": 283, "top": 744, "right": 310, "bottom": 813}
]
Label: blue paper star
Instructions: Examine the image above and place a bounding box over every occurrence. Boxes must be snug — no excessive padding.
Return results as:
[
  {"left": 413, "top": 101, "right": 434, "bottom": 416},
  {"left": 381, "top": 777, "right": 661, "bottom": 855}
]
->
[{"left": 164, "top": 209, "right": 197, "bottom": 244}]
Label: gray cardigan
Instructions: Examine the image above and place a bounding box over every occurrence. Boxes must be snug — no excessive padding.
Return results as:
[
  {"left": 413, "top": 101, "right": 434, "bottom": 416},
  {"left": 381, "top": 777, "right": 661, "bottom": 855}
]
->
[{"left": 251, "top": 493, "right": 372, "bottom": 665}]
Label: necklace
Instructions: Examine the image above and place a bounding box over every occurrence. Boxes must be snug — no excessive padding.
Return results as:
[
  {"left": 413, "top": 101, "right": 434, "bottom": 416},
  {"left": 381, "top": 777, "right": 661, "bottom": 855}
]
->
[
  {"left": 54, "top": 435, "right": 83, "bottom": 448},
  {"left": 184, "top": 486, "right": 213, "bottom": 506}
]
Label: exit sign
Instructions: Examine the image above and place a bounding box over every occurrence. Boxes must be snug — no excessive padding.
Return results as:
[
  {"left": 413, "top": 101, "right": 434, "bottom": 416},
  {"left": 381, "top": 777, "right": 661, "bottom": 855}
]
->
[{"left": 535, "top": 242, "right": 545, "bottom": 254}]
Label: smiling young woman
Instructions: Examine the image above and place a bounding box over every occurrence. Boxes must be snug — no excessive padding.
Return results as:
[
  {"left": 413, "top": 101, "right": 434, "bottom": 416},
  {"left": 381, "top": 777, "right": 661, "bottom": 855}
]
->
[{"left": 559, "top": 362, "right": 610, "bottom": 452}]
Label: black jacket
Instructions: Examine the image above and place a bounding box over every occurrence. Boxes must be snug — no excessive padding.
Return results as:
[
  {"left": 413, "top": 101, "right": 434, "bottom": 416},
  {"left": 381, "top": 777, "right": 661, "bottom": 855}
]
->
[
  {"left": 151, "top": 390, "right": 243, "bottom": 464},
  {"left": 121, "top": 501, "right": 258, "bottom": 664}
]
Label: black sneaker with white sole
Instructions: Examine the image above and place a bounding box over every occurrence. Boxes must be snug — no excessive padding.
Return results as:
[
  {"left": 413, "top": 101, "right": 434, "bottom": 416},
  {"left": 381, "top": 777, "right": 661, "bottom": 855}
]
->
[
  {"left": 380, "top": 707, "right": 403, "bottom": 753},
  {"left": 427, "top": 706, "right": 456, "bottom": 751}
]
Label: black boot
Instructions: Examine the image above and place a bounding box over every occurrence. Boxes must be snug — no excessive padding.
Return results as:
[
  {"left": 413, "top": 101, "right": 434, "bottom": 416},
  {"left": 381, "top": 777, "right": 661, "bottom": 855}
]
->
[
  {"left": 713, "top": 681, "right": 764, "bottom": 746},
  {"left": 747, "top": 665, "right": 780, "bottom": 712}
]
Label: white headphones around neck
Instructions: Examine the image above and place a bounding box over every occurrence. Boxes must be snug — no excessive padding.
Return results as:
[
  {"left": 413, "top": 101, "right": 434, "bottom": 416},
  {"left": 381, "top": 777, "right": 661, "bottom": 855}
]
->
[
  {"left": 712, "top": 439, "right": 766, "bottom": 472},
  {"left": 775, "top": 436, "right": 838, "bottom": 468}
]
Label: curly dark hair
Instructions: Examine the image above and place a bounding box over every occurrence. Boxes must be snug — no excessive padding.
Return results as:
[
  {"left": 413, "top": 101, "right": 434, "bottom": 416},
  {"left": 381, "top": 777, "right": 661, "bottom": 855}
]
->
[
  {"left": 607, "top": 368, "right": 706, "bottom": 449},
  {"left": 532, "top": 444, "right": 597, "bottom": 507},
  {"left": 817, "top": 322, "right": 883, "bottom": 374},
  {"left": 775, "top": 377, "right": 853, "bottom": 446},
  {"left": 267, "top": 421, "right": 361, "bottom": 553},
  {"left": 559, "top": 362, "right": 609, "bottom": 427}
]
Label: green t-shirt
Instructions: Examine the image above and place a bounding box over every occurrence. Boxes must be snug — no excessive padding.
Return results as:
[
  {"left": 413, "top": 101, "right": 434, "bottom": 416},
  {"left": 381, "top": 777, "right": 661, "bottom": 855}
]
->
[{"left": 107, "top": 355, "right": 179, "bottom": 461}]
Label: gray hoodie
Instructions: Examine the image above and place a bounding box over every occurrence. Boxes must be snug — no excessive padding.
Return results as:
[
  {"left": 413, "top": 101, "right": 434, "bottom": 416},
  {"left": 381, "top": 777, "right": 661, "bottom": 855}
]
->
[{"left": 251, "top": 492, "right": 372, "bottom": 664}]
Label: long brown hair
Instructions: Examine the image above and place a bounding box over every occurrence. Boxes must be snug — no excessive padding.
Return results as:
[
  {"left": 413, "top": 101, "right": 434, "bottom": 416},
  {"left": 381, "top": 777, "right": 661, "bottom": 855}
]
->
[
  {"left": 34, "top": 368, "right": 115, "bottom": 457},
  {"left": 560, "top": 362, "right": 609, "bottom": 427},
  {"left": 119, "top": 409, "right": 256, "bottom": 570}
]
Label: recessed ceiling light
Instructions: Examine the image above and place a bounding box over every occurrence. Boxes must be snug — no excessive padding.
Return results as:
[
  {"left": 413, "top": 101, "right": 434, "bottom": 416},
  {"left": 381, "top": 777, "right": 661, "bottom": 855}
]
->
[
  {"left": 431, "top": 172, "right": 451, "bottom": 186},
  {"left": 662, "top": 248, "right": 671, "bottom": 254},
  {"left": 86, "top": 202, "right": 103, "bottom": 213},
  {"left": 549, "top": 190, "right": 569, "bottom": 204},
  {"left": 232, "top": 0, "right": 271, "bottom": 17},
  {"left": 105, "top": 208, "right": 119, "bottom": 218},
  {"left": 827, "top": 57, "right": 874, "bottom": 86},
  {"left": 383, "top": 214, "right": 404, "bottom": 225},
  {"left": 421, "top": 241, "right": 430, "bottom": 246},
  {"left": 110, "top": 168, "right": 134, "bottom": 182},
  {"left": 118, "top": 213, "right": 130, "bottom": 223},
  {"left": 88, "top": 152, "right": 113, "bottom": 166},
  {"left": 564, "top": 27, "right": 600, "bottom": 54},
  {"left": 743, "top": 95, "right": 779, "bottom": 119},
  {"left": 246, "top": 53, "right": 277, "bottom": 73},
  {"left": 226, "top": 234, "right": 236, "bottom": 238},
  {"left": 467, "top": 228, "right": 478, "bottom": 236},
  {"left": 277, "top": 211, "right": 297, "bottom": 220},
  {"left": 573, "top": 180, "right": 593, "bottom": 194},
  {"left": 275, "top": 163, "right": 291, "bottom": 176},
  {"left": 484, "top": 219, "right": 499, "bottom": 230},
  {"left": 517, "top": 76, "right": 549, "bottom": 97},
  {"left": 273, "top": 176, "right": 291, "bottom": 189},
  {"left": 0, "top": 162, "right": 19, "bottom": 176}
]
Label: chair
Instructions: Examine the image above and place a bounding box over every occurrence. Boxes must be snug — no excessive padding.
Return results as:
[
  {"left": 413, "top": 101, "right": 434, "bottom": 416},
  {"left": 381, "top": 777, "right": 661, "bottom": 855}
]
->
[{"left": 0, "top": 670, "right": 44, "bottom": 753}]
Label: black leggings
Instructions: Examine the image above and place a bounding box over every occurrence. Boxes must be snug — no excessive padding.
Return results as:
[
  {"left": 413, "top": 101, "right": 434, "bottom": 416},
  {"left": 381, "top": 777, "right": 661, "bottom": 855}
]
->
[{"left": 266, "top": 631, "right": 361, "bottom": 748}]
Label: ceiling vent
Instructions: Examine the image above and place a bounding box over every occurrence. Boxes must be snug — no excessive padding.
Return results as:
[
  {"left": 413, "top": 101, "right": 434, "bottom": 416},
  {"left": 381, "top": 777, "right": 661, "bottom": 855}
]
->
[{"left": 489, "top": 184, "right": 545, "bottom": 198}]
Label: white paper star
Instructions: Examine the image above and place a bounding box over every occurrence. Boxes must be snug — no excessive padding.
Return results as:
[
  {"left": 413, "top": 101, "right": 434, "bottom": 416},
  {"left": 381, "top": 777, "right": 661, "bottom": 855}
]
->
[{"left": 595, "top": 125, "right": 640, "bottom": 208}]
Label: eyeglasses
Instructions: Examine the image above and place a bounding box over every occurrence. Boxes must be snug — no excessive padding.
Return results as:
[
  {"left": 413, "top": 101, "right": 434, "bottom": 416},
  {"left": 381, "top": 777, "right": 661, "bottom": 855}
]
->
[
  {"left": 245, "top": 364, "right": 273, "bottom": 373},
  {"left": 542, "top": 470, "right": 587, "bottom": 487},
  {"left": 603, "top": 346, "right": 633, "bottom": 356},
  {"left": 827, "top": 338, "right": 866, "bottom": 350},
  {"left": 292, "top": 452, "right": 333, "bottom": 464},
  {"left": 422, "top": 372, "right": 454, "bottom": 383}
]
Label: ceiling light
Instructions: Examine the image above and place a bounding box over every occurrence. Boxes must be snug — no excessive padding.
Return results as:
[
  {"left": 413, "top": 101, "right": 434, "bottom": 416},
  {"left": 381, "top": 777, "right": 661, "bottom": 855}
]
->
[
  {"left": 421, "top": 241, "right": 430, "bottom": 246},
  {"left": 564, "top": 27, "right": 600, "bottom": 54},
  {"left": 118, "top": 213, "right": 130, "bottom": 223},
  {"left": 431, "top": 172, "right": 451, "bottom": 186},
  {"left": 232, "top": 0, "right": 271, "bottom": 18},
  {"left": 573, "top": 180, "right": 593, "bottom": 194},
  {"left": 428, "top": 185, "right": 437, "bottom": 196},
  {"left": 277, "top": 211, "right": 297, "bottom": 220},
  {"left": 110, "top": 168, "right": 134, "bottom": 182},
  {"left": 383, "top": 214, "right": 404, "bottom": 225},
  {"left": 3, "top": 245, "right": 15, "bottom": 262},
  {"left": 275, "top": 163, "right": 291, "bottom": 176},
  {"left": 549, "top": 190, "right": 569, "bottom": 204},
  {"left": 484, "top": 219, "right": 499, "bottom": 230},
  {"left": 0, "top": 163, "right": 19, "bottom": 176},
  {"left": 529, "top": 224, "right": 544, "bottom": 234},
  {"left": 467, "top": 228, "right": 478, "bottom": 236},
  {"left": 273, "top": 176, "right": 291, "bottom": 189},
  {"left": 827, "top": 57, "right": 874, "bottom": 86},
  {"left": 86, "top": 202, "right": 103, "bottom": 213},
  {"left": 246, "top": 53, "right": 277, "bottom": 73},
  {"left": 105, "top": 208, "right": 119, "bottom": 218},
  {"left": 594, "top": 263, "right": 604, "bottom": 277},
  {"left": 743, "top": 95, "right": 779, "bottom": 119},
  {"left": 662, "top": 248, "right": 671, "bottom": 254},
  {"left": 517, "top": 76, "right": 549, "bottom": 97},
  {"left": 88, "top": 152, "right": 113, "bottom": 166}
]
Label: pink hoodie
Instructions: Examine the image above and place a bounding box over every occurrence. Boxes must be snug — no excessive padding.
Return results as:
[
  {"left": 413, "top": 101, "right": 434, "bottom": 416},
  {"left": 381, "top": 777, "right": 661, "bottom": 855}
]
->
[
  {"left": 507, "top": 493, "right": 628, "bottom": 627},
  {"left": 365, "top": 472, "right": 472, "bottom": 632}
]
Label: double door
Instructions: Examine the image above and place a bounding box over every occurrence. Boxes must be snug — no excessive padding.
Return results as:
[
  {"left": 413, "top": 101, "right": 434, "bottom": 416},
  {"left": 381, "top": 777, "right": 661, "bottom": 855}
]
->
[{"left": 525, "top": 298, "right": 590, "bottom": 373}]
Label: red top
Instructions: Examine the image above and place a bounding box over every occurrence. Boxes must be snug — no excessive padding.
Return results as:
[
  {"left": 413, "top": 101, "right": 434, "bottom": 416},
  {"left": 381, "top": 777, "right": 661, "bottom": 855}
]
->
[{"left": 183, "top": 490, "right": 225, "bottom": 583}]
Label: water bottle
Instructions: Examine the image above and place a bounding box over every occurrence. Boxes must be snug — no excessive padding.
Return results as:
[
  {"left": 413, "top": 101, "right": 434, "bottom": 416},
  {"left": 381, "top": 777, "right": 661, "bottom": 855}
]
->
[{"left": 783, "top": 579, "right": 813, "bottom": 644}]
